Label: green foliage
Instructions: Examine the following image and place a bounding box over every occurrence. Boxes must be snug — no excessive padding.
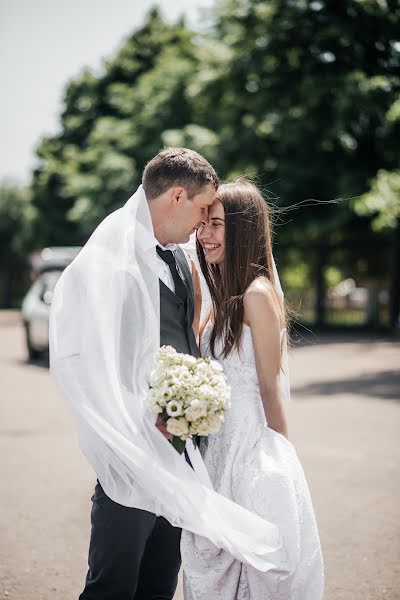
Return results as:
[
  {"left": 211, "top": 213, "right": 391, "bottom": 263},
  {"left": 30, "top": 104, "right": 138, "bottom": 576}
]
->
[
  {"left": 23, "top": 1, "right": 400, "bottom": 323},
  {"left": 200, "top": 0, "right": 400, "bottom": 291},
  {"left": 354, "top": 169, "right": 400, "bottom": 230},
  {"left": 208, "top": 0, "right": 399, "bottom": 193},
  {"left": 0, "top": 181, "right": 36, "bottom": 256},
  {"left": 31, "top": 8, "right": 200, "bottom": 243}
]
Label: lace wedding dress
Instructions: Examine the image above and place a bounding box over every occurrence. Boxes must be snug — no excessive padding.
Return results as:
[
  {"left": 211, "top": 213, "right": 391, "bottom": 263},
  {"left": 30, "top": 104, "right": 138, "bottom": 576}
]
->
[{"left": 181, "top": 322, "right": 324, "bottom": 599}]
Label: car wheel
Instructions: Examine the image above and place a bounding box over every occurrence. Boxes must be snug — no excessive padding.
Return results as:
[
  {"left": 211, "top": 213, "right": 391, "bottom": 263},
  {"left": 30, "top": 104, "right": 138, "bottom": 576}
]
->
[{"left": 24, "top": 322, "right": 43, "bottom": 361}]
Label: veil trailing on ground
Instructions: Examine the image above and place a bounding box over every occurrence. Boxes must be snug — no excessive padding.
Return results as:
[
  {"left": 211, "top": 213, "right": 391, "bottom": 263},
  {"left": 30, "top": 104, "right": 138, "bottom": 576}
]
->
[{"left": 49, "top": 185, "right": 289, "bottom": 573}]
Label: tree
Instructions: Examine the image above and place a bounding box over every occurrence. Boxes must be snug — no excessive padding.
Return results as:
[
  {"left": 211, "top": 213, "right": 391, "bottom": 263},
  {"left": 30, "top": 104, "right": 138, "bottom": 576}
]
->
[
  {"left": 195, "top": 0, "right": 400, "bottom": 324},
  {"left": 0, "top": 181, "right": 36, "bottom": 307},
  {"left": 355, "top": 169, "right": 400, "bottom": 328},
  {"left": 29, "top": 1, "right": 400, "bottom": 327},
  {"left": 31, "top": 9, "right": 201, "bottom": 243}
]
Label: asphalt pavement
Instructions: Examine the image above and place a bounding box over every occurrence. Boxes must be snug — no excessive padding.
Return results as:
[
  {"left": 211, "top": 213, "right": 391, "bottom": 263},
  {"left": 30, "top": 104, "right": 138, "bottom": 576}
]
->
[{"left": 0, "top": 311, "right": 399, "bottom": 600}]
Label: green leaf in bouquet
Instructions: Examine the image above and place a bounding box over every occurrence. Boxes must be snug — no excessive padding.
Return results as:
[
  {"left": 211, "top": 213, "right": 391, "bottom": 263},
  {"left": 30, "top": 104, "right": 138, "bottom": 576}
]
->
[{"left": 172, "top": 436, "right": 186, "bottom": 455}]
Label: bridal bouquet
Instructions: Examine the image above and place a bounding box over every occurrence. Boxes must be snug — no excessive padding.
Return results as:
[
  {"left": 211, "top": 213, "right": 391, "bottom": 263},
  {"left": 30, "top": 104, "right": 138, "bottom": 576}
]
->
[{"left": 148, "top": 345, "right": 231, "bottom": 454}]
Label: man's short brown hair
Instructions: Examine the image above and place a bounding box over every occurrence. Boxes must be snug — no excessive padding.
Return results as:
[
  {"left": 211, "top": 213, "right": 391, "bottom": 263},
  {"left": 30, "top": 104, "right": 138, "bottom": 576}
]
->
[{"left": 142, "top": 147, "right": 219, "bottom": 200}]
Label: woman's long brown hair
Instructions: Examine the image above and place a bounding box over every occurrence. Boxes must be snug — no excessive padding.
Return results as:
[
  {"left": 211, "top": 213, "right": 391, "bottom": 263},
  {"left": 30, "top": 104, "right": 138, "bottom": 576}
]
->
[{"left": 197, "top": 178, "right": 286, "bottom": 359}]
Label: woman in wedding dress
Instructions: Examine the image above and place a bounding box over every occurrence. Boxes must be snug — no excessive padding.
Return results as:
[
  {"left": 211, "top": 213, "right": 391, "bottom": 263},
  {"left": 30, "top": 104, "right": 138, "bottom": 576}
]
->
[{"left": 181, "top": 179, "right": 324, "bottom": 599}]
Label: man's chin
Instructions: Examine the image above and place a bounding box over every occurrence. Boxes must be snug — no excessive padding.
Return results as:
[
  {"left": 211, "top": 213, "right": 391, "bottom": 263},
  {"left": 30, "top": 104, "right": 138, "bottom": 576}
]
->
[{"left": 178, "top": 233, "right": 191, "bottom": 244}]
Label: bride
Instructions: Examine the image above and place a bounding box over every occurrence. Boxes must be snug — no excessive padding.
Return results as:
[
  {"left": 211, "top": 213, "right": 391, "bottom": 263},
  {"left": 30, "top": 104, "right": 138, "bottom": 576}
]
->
[{"left": 181, "top": 178, "right": 324, "bottom": 599}]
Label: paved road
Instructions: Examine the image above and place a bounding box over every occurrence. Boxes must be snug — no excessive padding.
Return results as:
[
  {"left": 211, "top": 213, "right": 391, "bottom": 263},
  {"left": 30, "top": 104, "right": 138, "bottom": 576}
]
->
[{"left": 1, "top": 311, "right": 399, "bottom": 600}]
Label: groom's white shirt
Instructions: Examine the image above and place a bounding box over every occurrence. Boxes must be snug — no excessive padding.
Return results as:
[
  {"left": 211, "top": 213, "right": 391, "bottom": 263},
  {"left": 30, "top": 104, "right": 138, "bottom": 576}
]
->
[{"left": 154, "top": 237, "right": 177, "bottom": 292}]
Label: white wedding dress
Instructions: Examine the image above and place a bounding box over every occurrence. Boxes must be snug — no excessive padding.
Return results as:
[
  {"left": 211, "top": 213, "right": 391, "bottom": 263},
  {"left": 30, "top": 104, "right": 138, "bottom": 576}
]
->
[{"left": 181, "top": 322, "right": 324, "bottom": 599}]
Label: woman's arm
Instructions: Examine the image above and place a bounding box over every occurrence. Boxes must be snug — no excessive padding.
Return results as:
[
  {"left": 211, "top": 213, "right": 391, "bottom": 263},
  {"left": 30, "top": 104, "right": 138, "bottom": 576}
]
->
[{"left": 243, "top": 278, "right": 289, "bottom": 438}]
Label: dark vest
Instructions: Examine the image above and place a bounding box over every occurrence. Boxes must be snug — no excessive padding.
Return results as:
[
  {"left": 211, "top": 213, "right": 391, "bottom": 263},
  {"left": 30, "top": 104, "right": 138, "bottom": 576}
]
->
[{"left": 159, "top": 247, "right": 200, "bottom": 358}]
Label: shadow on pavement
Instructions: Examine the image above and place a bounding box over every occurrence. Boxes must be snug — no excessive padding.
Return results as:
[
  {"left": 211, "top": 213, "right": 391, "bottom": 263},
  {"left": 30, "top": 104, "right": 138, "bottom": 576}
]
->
[
  {"left": 10, "top": 355, "right": 50, "bottom": 370},
  {"left": 293, "top": 369, "right": 400, "bottom": 401},
  {"left": 291, "top": 331, "right": 400, "bottom": 348}
]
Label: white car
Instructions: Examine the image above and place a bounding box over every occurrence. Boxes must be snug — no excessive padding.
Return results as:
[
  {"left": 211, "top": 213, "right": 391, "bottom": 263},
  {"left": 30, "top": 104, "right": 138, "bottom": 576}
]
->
[{"left": 21, "top": 247, "right": 81, "bottom": 360}]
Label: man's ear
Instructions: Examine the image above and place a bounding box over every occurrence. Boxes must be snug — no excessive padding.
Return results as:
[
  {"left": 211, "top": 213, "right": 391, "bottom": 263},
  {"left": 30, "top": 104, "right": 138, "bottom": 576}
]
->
[{"left": 171, "top": 186, "right": 187, "bottom": 204}]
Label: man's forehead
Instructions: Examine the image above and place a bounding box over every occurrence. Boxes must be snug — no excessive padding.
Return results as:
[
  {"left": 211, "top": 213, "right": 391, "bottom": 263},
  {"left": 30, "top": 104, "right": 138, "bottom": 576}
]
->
[{"left": 194, "top": 184, "right": 217, "bottom": 205}]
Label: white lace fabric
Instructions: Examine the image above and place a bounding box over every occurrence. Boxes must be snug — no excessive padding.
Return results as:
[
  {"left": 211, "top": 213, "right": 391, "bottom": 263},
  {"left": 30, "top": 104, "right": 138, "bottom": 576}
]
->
[{"left": 181, "top": 323, "right": 324, "bottom": 599}]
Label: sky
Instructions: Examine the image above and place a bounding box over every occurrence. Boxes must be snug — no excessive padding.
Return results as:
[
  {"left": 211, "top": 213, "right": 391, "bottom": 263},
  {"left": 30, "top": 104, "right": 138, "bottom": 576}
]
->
[{"left": 0, "top": 0, "right": 215, "bottom": 183}]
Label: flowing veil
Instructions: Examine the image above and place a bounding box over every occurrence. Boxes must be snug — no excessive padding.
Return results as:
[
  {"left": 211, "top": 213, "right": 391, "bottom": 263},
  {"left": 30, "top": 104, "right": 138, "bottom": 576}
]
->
[{"left": 49, "top": 185, "right": 289, "bottom": 573}]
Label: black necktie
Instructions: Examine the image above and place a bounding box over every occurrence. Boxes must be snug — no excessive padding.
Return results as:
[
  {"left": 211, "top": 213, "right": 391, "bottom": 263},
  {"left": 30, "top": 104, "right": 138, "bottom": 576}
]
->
[{"left": 156, "top": 246, "right": 187, "bottom": 304}]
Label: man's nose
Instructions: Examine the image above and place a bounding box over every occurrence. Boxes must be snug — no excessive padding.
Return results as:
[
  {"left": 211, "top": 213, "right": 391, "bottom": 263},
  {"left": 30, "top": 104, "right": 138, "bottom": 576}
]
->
[
  {"left": 196, "top": 212, "right": 207, "bottom": 230},
  {"left": 197, "top": 221, "right": 210, "bottom": 237}
]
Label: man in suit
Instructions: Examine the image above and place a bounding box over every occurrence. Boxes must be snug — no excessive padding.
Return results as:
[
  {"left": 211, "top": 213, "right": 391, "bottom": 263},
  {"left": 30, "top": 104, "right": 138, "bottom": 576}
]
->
[{"left": 79, "top": 147, "right": 218, "bottom": 600}]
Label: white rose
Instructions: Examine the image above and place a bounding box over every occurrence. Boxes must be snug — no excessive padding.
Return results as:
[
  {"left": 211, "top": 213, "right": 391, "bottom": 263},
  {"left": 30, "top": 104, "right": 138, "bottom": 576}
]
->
[
  {"left": 210, "top": 361, "right": 224, "bottom": 373},
  {"left": 192, "top": 418, "right": 211, "bottom": 436},
  {"left": 207, "top": 413, "right": 224, "bottom": 434},
  {"left": 149, "top": 366, "right": 166, "bottom": 388},
  {"left": 194, "top": 362, "right": 211, "bottom": 380},
  {"left": 210, "top": 374, "right": 226, "bottom": 387},
  {"left": 185, "top": 399, "right": 208, "bottom": 422},
  {"left": 166, "top": 400, "right": 183, "bottom": 417},
  {"left": 197, "top": 384, "right": 214, "bottom": 400},
  {"left": 166, "top": 417, "right": 190, "bottom": 439},
  {"left": 191, "top": 376, "right": 204, "bottom": 390},
  {"left": 183, "top": 355, "right": 197, "bottom": 368}
]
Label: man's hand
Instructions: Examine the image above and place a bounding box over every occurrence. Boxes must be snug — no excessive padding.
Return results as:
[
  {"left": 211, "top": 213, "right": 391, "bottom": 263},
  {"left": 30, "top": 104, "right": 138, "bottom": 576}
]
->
[{"left": 156, "top": 414, "right": 172, "bottom": 440}]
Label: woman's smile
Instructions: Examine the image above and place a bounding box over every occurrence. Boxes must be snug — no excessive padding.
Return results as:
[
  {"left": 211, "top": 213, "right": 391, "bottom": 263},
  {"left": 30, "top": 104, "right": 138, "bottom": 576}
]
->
[{"left": 197, "top": 199, "right": 225, "bottom": 264}]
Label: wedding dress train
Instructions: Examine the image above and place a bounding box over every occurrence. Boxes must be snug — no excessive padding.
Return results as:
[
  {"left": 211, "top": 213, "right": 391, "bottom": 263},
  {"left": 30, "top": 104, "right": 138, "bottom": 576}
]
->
[{"left": 181, "top": 323, "right": 324, "bottom": 600}]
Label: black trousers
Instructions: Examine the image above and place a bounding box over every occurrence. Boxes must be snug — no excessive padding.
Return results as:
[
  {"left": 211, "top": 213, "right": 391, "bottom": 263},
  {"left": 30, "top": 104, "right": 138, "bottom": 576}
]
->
[{"left": 79, "top": 482, "right": 182, "bottom": 600}]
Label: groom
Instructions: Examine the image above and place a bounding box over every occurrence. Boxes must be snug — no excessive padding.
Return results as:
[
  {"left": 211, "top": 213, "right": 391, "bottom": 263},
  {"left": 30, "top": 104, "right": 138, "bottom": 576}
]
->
[{"left": 79, "top": 147, "right": 218, "bottom": 600}]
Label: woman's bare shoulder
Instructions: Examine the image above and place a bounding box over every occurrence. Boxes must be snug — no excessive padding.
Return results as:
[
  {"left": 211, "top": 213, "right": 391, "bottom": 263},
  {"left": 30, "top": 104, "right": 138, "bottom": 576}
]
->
[{"left": 243, "top": 277, "right": 280, "bottom": 324}]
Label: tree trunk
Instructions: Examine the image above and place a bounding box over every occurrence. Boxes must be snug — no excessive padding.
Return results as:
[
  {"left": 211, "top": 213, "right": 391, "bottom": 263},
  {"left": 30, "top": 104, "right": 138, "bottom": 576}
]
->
[
  {"left": 365, "top": 284, "right": 380, "bottom": 328},
  {"left": 314, "top": 242, "right": 328, "bottom": 326},
  {"left": 389, "top": 218, "right": 400, "bottom": 330},
  {"left": 0, "top": 255, "right": 14, "bottom": 309}
]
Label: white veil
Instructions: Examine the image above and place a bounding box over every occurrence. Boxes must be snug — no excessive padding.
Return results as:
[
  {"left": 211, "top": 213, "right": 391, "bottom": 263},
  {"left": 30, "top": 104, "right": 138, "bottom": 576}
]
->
[{"left": 49, "top": 185, "right": 289, "bottom": 573}]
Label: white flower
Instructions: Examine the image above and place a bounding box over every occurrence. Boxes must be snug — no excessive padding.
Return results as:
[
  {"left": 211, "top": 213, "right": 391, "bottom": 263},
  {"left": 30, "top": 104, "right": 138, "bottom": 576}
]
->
[
  {"left": 185, "top": 399, "right": 208, "bottom": 422},
  {"left": 149, "top": 347, "right": 231, "bottom": 440},
  {"left": 167, "top": 417, "right": 190, "bottom": 439},
  {"left": 149, "top": 401, "right": 163, "bottom": 414},
  {"left": 161, "top": 384, "right": 173, "bottom": 401},
  {"left": 192, "top": 418, "right": 212, "bottom": 436},
  {"left": 165, "top": 375, "right": 180, "bottom": 388},
  {"left": 149, "top": 366, "right": 166, "bottom": 388},
  {"left": 179, "top": 368, "right": 192, "bottom": 382},
  {"left": 210, "top": 374, "right": 226, "bottom": 387},
  {"left": 182, "top": 355, "right": 197, "bottom": 368},
  {"left": 189, "top": 375, "right": 202, "bottom": 387},
  {"left": 197, "top": 384, "right": 214, "bottom": 400},
  {"left": 207, "top": 413, "right": 224, "bottom": 434},
  {"left": 211, "top": 361, "right": 224, "bottom": 373},
  {"left": 156, "top": 346, "right": 181, "bottom": 368},
  {"left": 166, "top": 400, "right": 183, "bottom": 417}
]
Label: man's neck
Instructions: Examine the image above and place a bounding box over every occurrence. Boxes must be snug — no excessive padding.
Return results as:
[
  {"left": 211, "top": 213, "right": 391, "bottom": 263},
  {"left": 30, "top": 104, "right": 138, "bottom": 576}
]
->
[{"left": 155, "top": 238, "right": 176, "bottom": 251}]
